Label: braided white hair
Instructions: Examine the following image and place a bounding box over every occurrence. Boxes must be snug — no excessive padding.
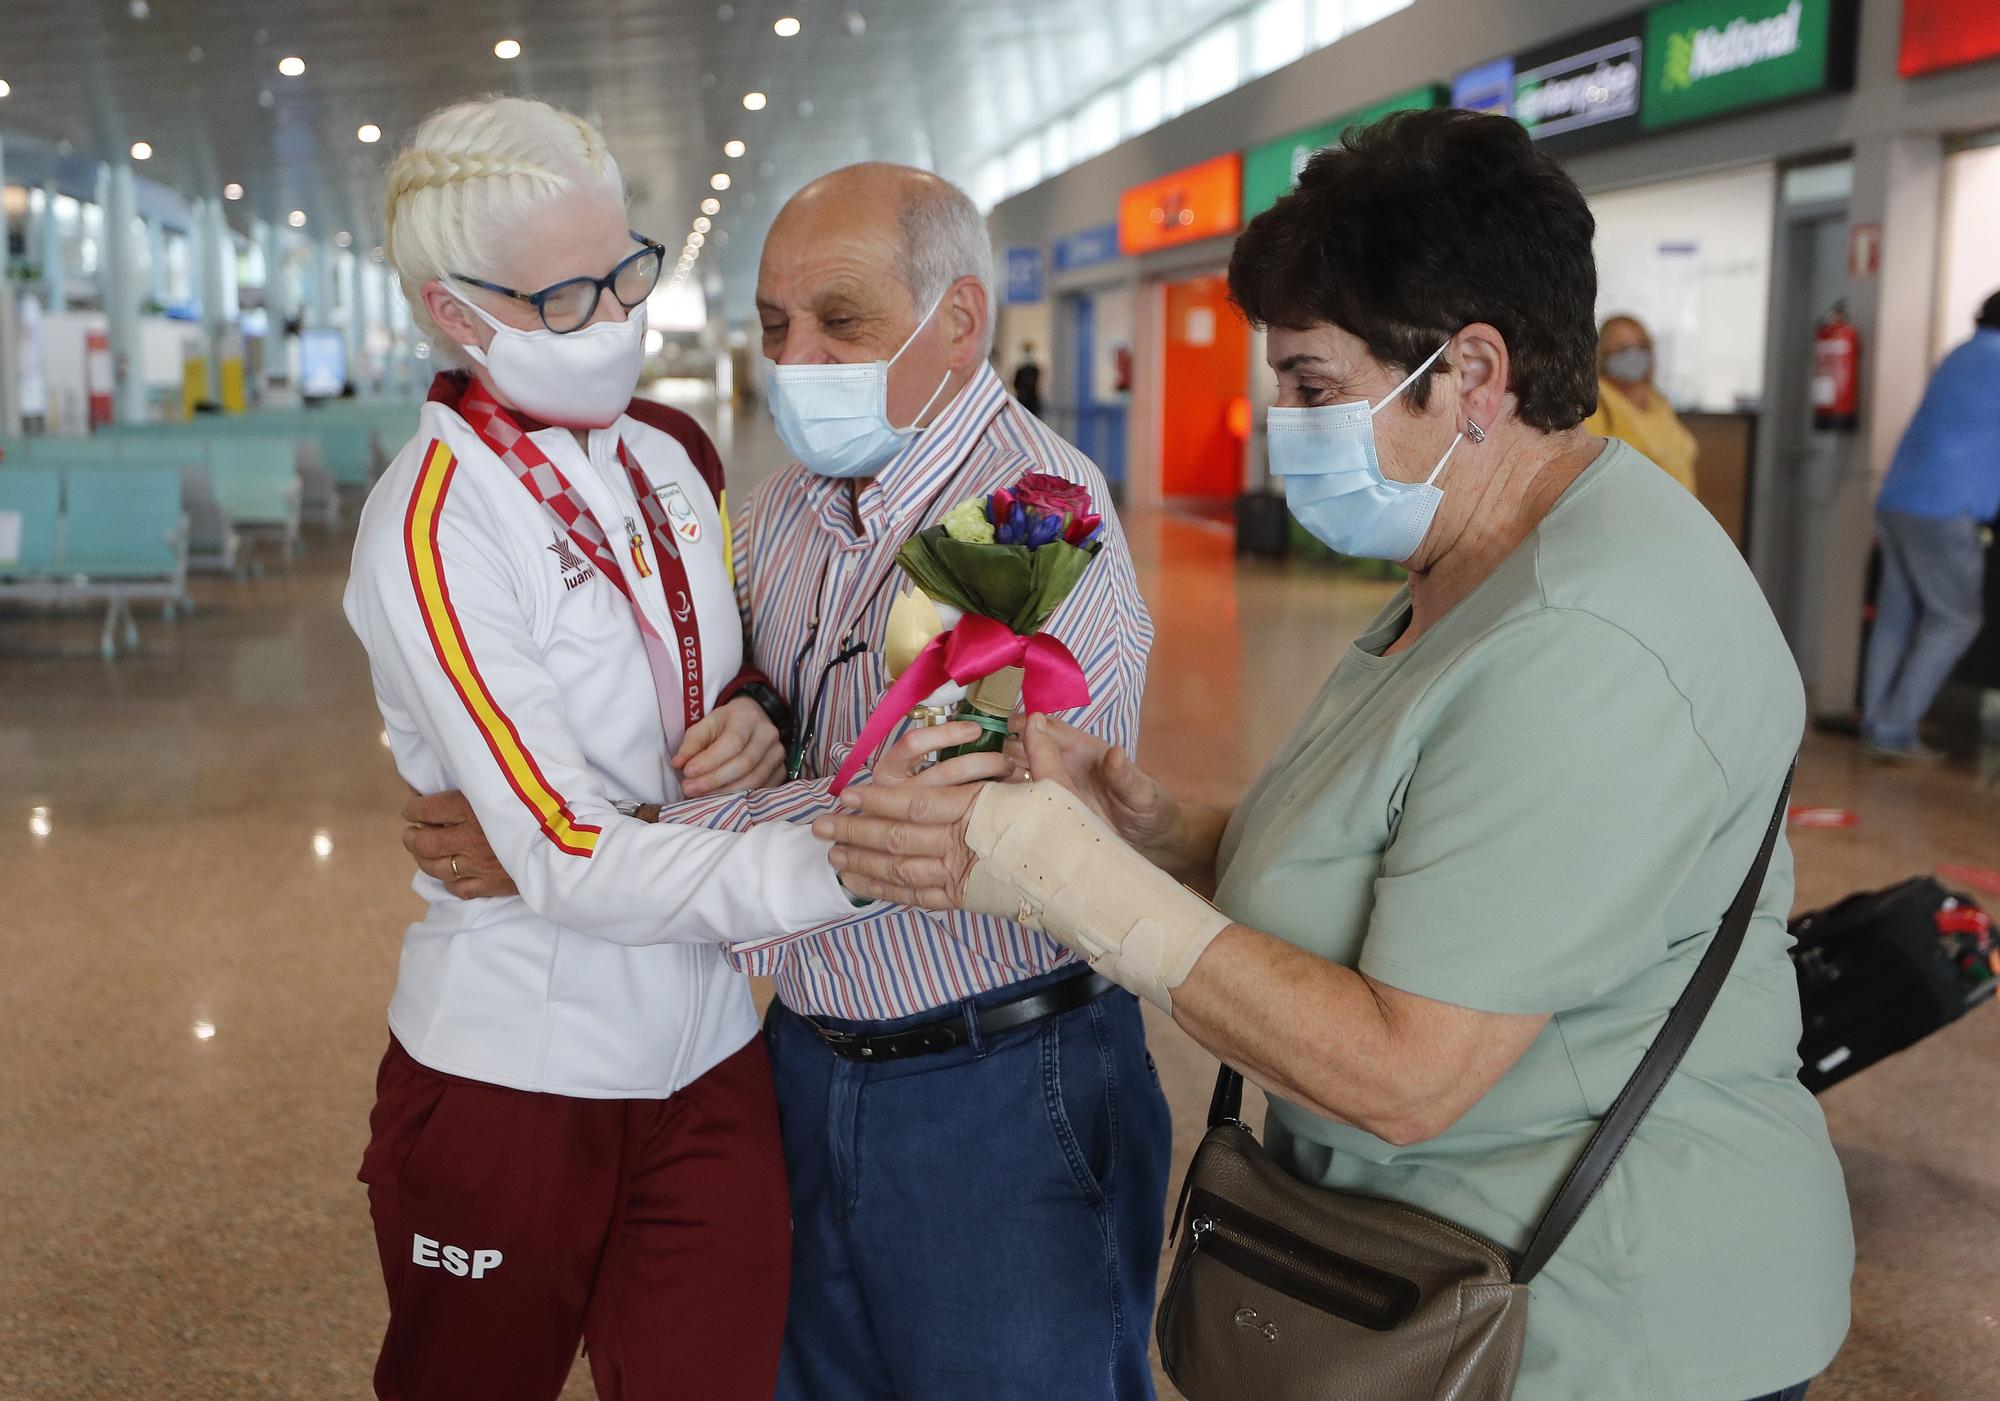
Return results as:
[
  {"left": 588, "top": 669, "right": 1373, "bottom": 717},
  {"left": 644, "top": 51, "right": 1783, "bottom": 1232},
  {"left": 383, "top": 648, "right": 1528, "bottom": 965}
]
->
[{"left": 385, "top": 96, "right": 624, "bottom": 360}]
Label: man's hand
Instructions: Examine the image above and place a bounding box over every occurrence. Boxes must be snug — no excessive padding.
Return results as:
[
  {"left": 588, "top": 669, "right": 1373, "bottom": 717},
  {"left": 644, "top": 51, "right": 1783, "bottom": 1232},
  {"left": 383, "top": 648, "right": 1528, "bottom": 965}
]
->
[
  {"left": 812, "top": 783, "right": 982, "bottom": 912},
  {"left": 673, "top": 695, "right": 784, "bottom": 798},
  {"left": 403, "top": 790, "right": 518, "bottom": 900},
  {"left": 870, "top": 720, "right": 1017, "bottom": 788}
]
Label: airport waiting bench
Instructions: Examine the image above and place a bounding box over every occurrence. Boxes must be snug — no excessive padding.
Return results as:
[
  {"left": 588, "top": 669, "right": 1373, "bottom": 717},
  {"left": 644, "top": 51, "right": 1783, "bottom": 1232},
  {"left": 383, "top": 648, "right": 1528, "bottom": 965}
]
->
[
  {"left": 34, "top": 430, "right": 305, "bottom": 563},
  {"left": 0, "top": 462, "right": 189, "bottom": 659}
]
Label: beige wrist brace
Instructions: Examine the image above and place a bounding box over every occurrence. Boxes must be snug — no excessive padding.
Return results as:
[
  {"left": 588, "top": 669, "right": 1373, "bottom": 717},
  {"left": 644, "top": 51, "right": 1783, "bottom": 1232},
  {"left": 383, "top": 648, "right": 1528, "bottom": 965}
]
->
[{"left": 962, "top": 780, "right": 1232, "bottom": 1013}]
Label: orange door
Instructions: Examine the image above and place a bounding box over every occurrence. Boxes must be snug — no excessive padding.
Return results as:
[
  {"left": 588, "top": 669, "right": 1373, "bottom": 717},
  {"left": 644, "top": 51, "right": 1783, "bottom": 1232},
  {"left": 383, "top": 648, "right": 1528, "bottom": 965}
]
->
[{"left": 1159, "top": 274, "right": 1249, "bottom": 500}]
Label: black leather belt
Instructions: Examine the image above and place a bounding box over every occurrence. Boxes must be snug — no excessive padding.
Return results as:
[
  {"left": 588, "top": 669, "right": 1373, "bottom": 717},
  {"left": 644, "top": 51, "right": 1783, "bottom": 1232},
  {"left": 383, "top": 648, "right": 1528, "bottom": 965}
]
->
[{"left": 801, "top": 971, "right": 1116, "bottom": 1063}]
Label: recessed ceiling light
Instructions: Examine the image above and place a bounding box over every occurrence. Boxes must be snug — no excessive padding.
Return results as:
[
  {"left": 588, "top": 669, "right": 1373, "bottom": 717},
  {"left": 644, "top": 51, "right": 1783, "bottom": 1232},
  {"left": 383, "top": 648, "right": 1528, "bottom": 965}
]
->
[
  {"left": 494, "top": 37, "right": 522, "bottom": 60},
  {"left": 845, "top": 10, "right": 866, "bottom": 35},
  {"left": 287, "top": 209, "right": 307, "bottom": 228},
  {"left": 278, "top": 55, "right": 306, "bottom": 77},
  {"left": 0, "top": 79, "right": 12, "bottom": 99},
  {"left": 258, "top": 88, "right": 275, "bottom": 109},
  {"left": 688, "top": 232, "right": 706, "bottom": 248},
  {"left": 357, "top": 123, "right": 381, "bottom": 144},
  {"left": 700, "top": 197, "right": 721, "bottom": 215},
  {"left": 774, "top": 16, "right": 801, "bottom": 36},
  {"left": 710, "top": 172, "right": 731, "bottom": 190},
  {"left": 724, "top": 139, "right": 746, "bottom": 158},
  {"left": 335, "top": 231, "right": 353, "bottom": 248},
  {"left": 742, "top": 91, "right": 767, "bottom": 111},
  {"left": 129, "top": 0, "right": 149, "bottom": 17},
  {"left": 693, "top": 216, "right": 712, "bottom": 233},
  {"left": 223, "top": 182, "right": 244, "bottom": 200},
  {"left": 129, "top": 141, "right": 153, "bottom": 161}
]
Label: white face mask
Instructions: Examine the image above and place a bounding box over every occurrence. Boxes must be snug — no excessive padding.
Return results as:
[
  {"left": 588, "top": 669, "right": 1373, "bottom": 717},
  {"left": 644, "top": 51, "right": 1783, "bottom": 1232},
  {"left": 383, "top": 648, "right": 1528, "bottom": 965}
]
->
[
  {"left": 446, "top": 284, "right": 647, "bottom": 430},
  {"left": 765, "top": 290, "right": 953, "bottom": 478},
  {"left": 1266, "top": 338, "right": 1466, "bottom": 563}
]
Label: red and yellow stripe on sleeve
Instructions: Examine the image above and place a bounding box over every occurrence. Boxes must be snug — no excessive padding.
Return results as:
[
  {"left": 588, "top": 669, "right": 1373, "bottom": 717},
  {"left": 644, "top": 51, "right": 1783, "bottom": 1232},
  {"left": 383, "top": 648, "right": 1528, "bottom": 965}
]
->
[{"left": 402, "top": 440, "right": 601, "bottom": 857}]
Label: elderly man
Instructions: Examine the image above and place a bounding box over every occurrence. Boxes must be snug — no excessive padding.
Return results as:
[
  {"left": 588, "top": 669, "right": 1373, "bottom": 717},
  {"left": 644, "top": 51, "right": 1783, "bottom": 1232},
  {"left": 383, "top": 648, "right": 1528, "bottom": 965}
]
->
[{"left": 400, "top": 162, "right": 1165, "bottom": 1399}]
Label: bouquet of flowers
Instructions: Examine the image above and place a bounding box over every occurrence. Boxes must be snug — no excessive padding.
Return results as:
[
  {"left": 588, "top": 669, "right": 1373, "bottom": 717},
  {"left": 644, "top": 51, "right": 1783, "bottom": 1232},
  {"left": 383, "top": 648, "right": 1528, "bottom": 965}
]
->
[{"left": 829, "top": 472, "right": 1105, "bottom": 794}]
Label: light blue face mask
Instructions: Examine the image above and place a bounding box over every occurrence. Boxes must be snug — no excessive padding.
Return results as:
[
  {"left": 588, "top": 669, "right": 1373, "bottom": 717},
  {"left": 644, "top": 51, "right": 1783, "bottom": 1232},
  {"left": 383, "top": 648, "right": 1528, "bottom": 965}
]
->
[
  {"left": 1266, "top": 338, "right": 1471, "bottom": 563},
  {"left": 765, "top": 291, "right": 953, "bottom": 478}
]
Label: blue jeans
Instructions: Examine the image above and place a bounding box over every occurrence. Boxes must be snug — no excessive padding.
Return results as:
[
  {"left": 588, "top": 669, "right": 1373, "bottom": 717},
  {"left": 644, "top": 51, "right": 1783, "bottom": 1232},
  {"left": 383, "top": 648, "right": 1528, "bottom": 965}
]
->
[
  {"left": 766, "top": 969, "right": 1172, "bottom": 1401},
  {"left": 1862, "top": 509, "right": 1987, "bottom": 749}
]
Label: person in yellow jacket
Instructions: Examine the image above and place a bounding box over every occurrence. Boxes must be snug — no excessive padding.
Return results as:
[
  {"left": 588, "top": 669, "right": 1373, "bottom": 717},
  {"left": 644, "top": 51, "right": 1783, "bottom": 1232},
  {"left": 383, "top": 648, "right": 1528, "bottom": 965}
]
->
[{"left": 1584, "top": 315, "right": 1699, "bottom": 493}]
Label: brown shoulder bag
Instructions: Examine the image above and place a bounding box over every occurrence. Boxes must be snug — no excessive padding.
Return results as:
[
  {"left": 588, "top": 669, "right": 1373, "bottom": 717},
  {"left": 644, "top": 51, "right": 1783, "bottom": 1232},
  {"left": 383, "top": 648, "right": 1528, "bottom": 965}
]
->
[{"left": 1155, "top": 771, "right": 1793, "bottom": 1400}]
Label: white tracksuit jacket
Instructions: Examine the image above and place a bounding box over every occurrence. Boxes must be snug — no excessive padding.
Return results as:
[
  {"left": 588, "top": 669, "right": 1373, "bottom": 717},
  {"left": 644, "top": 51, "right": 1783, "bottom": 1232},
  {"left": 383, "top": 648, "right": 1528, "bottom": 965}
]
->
[{"left": 344, "top": 382, "right": 854, "bottom": 1098}]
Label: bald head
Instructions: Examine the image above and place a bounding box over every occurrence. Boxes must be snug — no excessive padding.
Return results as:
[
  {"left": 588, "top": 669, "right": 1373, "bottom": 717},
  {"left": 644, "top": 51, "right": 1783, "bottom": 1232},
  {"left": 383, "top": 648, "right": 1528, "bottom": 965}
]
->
[{"left": 756, "top": 163, "right": 996, "bottom": 435}]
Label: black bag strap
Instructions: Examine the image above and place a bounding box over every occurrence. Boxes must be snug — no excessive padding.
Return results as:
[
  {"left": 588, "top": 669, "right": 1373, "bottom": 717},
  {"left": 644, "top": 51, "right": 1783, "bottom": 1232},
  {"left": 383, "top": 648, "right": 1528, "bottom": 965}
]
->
[{"left": 1202, "top": 763, "right": 1795, "bottom": 1286}]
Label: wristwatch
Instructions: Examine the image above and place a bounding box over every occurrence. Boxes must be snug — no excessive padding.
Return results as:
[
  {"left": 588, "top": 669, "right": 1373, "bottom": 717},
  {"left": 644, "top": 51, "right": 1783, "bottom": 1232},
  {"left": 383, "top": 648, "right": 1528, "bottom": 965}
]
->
[
  {"left": 612, "top": 799, "right": 654, "bottom": 821},
  {"left": 728, "top": 679, "right": 794, "bottom": 738}
]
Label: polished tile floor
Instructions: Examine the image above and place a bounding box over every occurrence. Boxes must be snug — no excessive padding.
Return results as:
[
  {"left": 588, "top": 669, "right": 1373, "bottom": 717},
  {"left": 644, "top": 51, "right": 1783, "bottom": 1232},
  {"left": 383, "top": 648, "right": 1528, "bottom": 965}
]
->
[{"left": 3, "top": 402, "right": 1998, "bottom": 1400}]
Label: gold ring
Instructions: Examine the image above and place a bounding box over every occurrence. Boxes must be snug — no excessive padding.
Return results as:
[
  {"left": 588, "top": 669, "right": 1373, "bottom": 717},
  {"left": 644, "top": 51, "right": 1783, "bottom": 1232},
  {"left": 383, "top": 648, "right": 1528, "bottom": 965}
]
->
[{"left": 449, "top": 856, "right": 463, "bottom": 881}]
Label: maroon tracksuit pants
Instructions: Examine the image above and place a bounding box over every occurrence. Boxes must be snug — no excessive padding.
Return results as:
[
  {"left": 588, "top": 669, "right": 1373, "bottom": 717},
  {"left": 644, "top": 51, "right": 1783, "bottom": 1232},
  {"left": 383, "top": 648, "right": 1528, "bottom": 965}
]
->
[{"left": 358, "top": 1035, "right": 791, "bottom": 1400}]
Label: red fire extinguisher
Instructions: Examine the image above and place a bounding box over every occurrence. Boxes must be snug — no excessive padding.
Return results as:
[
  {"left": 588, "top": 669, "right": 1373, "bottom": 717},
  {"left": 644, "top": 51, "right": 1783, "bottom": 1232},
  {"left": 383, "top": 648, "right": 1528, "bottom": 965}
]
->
[{"left": 1812, "top": 302, "right": 1860, "bottom": 433}]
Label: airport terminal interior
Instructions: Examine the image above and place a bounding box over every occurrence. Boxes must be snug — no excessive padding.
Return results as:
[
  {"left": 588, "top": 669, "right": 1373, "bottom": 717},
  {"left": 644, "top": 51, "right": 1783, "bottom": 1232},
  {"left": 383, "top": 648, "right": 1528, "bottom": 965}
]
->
[{"left": 4, "top": 2, "right": 2000, "bottom": 1399}]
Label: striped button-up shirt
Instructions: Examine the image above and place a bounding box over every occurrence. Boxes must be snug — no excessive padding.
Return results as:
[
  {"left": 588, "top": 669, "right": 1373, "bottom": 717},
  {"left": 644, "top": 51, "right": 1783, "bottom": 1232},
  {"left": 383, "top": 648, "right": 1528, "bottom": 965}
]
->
[{"left": 669, "top": 362, "right": 1153, "bottom": 1020}]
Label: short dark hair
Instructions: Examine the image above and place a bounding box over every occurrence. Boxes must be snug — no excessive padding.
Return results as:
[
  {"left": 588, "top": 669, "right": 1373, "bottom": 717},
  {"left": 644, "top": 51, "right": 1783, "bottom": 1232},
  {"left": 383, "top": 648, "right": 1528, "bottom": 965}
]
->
[
  {"left": 1228, "top": 107, "right": 1599, "bottom": 431},
  {"left": 1978, "top": 290, "right": 2000, "bottom": 330}
]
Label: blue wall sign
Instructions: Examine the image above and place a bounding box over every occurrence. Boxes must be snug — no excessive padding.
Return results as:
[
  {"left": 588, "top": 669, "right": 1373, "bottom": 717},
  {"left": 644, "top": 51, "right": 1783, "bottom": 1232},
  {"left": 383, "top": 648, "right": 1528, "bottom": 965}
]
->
[{"left": 1051, "top": 222, "right": 1121, "bottom": 274}]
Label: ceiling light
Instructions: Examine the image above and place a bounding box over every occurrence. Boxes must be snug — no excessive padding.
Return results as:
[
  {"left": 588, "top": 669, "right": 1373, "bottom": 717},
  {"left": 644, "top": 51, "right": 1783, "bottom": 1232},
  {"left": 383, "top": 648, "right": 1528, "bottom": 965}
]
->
[
  {"left": 357, "top": 123, "right": 381, "bottom": 144},
  {"left": 129, "top": 0, "right": 149, "bottom": 17},
  {"left": 742, "top": 91, "right": 767, "bottom": 111},
  {"left": 130, "top": 141, "right": 153, "bottom": 161},
  {"left": 311, "top": 831, "right": 334, "bottom": 859},
  {"left": 29, "top": 806, "right": 51, "bottom": 838},
  {"left": 774, "top": 16, "right": 801, "bottom": 36},
  {"left": 278, "top": 55, "right": 306, "bottom": 77},
  {"left": 0, "top": 79, "right": 11, "bottom": 99},
  {"left": 494, "top": 37, "right": 522, "bottom": 60},
  {"left": 845, "top": 10, "right": 866, "bottom": 35},
  {"left": 223, "top": 182, "right": 244, "bottom": 200},
  {"left": 287, "top": 209, "right": 307, "bottom": 228},
  {"left": 701, "top": 197, "right": 721, "bottom": 215},
  {"left": 724, "top": 139, "right": 746, "bottom": 158},
  {"left": 688, "top": 232, "right": 706, "bottom": 248},
  {"left": 193, "top": 1019, "right": 216, "bottom": 1041},
  {"left": 710, "top": 172, "right": 731, "bottom": 190},
  {"left": 692, "top": 216, "right": 712, "bottom": 233},
  {"left": 335, "top": 231, "right": 353, "bottom": 248}
]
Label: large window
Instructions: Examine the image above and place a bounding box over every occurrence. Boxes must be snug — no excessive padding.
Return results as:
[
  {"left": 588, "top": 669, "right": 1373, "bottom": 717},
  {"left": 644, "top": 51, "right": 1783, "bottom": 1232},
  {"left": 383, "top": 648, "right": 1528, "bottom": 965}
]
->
[
  {"left": 1251, "top": 0, "right": 1308, "bottom": 76},
  {"left": 968, "top": 0, "right": 1415, "bottom": 209}
]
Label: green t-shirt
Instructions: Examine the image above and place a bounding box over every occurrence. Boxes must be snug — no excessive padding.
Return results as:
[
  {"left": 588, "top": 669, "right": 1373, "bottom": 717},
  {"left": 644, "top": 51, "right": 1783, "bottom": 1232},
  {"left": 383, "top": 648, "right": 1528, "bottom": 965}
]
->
[{"left": 1212, "top": 441, "right": 1852, "bottom": 1401}]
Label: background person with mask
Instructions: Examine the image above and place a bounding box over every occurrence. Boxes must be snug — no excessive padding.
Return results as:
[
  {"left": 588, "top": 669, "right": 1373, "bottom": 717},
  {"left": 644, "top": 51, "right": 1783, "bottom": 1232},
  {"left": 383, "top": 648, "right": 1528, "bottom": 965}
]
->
[
  {"left": 400, "top": 162, "right": 1166, "bottom": 1401},
  {"left": 1582, "top": 313, "right": 1698, "bottom": 493},
  {"left": 821, "top": 110, "right": 1852, "bottom": 1401},
  {"left": 1860, "top": 290, "right": 2000, "bottom": 764},
  {"left": 344, "top": 97, "right": 877, "bottom": 1401}
]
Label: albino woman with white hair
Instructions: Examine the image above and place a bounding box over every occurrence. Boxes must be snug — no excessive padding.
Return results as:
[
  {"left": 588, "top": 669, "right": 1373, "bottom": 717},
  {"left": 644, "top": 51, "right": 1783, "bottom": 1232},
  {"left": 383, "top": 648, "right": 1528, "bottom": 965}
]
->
[{"left": 342, "top": 97, "right": 872, "bottom": 1400}]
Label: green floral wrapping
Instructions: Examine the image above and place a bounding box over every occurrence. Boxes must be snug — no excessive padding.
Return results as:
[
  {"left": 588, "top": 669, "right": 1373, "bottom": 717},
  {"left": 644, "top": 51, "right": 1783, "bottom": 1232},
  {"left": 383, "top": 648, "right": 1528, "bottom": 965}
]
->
[{"left": 892, "top": 527, "right": 1101, "bottom": 636}]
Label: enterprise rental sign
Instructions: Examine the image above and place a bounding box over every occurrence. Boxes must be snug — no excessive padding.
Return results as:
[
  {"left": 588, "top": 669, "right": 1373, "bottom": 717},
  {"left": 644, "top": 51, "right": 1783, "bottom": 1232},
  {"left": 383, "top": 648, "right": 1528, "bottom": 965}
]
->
[
  {"left": 1642, "top": 0, "right": 1856, "bottom": 129},
  {"left": 1513, "top": 16, "right": 1645, "bottom": 151}
]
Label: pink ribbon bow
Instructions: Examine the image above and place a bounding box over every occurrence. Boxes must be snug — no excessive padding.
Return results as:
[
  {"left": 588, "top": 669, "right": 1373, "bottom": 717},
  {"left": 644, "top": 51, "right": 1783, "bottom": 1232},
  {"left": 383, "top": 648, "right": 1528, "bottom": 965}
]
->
[{"left": 828, "top": 614, "right": 1092, "bottom": 795}]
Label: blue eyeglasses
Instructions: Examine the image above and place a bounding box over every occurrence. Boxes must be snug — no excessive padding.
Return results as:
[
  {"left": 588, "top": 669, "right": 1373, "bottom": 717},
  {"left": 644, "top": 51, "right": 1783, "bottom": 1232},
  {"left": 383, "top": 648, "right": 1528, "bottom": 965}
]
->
[{"left": 451, "top": 232, "right": 665, "bottom": 334}]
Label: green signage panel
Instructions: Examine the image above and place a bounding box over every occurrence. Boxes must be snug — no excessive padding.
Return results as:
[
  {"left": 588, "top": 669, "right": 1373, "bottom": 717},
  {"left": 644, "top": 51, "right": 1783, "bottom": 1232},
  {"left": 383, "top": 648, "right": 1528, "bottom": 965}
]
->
[
  {"left": 1241, "top": 84, "right": 1444, "bottom": 220},
  {"left": 1641, "top": 0, "right": 1853, "bottom": 129}
]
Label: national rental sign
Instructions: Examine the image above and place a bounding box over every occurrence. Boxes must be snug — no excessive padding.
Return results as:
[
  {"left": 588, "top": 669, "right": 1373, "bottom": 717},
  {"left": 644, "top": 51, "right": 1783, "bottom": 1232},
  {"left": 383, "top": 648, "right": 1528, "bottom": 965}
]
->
[{"left": 1641, "top": 0, "right": 1855, "bottom": 129}]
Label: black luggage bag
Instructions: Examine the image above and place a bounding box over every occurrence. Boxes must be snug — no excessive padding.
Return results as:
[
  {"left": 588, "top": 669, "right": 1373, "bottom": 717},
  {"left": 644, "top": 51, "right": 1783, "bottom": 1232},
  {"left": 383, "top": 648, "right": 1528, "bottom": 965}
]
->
[{"left": 1789, "top": 876, "right": 1998, "bottom": 1094}]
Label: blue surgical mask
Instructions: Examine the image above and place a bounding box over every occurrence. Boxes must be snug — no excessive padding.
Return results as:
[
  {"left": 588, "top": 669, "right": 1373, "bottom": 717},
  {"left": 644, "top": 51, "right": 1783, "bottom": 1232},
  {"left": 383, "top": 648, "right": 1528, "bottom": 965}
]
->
[
  {"left": 1267, "top": 339, "right": 1466, "bottom": 563},
  {"left": 766, "top": 291, "right": 953, "bottom": 478},
  {"left": 1603, "top": 347, "right": 1653, "bottom": 383}
]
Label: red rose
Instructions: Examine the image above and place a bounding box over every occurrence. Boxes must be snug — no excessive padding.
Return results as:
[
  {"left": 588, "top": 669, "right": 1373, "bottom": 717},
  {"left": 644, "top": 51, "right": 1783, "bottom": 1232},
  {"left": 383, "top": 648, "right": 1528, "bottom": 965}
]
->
[{"left": 1011, "top": 473, "right": 1093, "bottom": 522}]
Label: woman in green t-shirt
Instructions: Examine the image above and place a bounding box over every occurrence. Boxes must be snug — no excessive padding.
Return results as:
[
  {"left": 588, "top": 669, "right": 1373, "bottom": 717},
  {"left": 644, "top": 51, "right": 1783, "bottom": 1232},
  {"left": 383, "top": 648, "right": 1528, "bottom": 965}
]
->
[{"left": 819, "top": 109, "right": 1853, "bottom": 1401}]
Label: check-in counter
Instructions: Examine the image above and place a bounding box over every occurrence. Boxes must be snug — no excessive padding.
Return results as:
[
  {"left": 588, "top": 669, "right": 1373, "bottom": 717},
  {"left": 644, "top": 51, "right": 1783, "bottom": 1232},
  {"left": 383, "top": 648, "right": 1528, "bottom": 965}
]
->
[{"left": 1681, "top": 411, "right": 1758, "bottom": 553}]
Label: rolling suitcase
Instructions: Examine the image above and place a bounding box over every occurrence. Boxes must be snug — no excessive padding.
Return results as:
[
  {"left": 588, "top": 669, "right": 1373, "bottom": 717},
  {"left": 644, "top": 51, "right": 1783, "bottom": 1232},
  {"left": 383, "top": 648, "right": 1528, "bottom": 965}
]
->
[{"left": 1789, "top": 875, "right": 1999, "bottom": 1093}]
